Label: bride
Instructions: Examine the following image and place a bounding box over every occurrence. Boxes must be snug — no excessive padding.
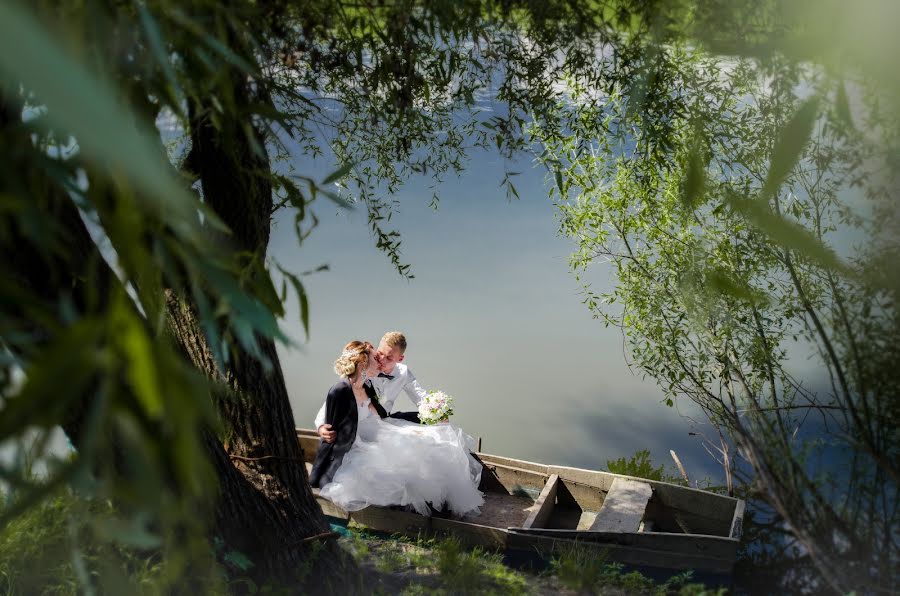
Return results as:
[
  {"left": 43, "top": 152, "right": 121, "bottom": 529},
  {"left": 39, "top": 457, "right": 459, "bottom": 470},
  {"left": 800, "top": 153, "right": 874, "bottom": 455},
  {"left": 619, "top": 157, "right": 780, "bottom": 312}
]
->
[{"left": 309, "top": 340, "right": 483, "bottom": 517}]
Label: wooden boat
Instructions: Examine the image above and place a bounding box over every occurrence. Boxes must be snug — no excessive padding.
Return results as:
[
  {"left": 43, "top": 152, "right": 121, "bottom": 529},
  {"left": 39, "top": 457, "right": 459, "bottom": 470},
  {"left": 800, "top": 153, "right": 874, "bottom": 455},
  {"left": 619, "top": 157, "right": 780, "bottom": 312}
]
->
[{"left": 296, "top": 428, "right": 744, "bottom": 575}]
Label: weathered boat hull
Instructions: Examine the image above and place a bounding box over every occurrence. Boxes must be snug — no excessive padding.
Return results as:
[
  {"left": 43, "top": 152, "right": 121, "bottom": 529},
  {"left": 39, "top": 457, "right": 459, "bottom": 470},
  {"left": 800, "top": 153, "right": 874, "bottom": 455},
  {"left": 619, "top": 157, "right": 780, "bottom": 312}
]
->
[{"left": 296, "top": 429, "right": 743, "bottom": 574}]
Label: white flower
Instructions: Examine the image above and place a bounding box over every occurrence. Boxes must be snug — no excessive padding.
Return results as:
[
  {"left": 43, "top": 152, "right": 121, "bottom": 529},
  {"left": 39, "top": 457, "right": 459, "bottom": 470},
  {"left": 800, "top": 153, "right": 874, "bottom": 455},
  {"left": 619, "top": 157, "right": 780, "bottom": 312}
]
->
[{"left": 418, "top": 390, "right": 454, "bottom": 425}]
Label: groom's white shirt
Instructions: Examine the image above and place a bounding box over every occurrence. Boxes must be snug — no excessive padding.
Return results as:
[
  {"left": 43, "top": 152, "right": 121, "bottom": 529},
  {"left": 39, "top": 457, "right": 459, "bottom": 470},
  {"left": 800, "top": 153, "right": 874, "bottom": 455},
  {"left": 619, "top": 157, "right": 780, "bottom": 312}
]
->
[
  {"left": 370, "top": 362, "right": 428, "bottom": 413},
  {"left": 313, "top": 362, "right": 428, "bottom": 428}
]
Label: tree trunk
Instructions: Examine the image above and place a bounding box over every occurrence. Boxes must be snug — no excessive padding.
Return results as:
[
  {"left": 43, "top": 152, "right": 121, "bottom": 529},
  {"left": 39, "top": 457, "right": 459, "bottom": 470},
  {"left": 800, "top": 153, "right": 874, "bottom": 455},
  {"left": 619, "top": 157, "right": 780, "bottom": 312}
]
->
[
  {"left": 160, "top": 69, "right": 355, "bottom": 583},
  {"left": 166, "top": 292, "right": 350, "bottom": 585}
]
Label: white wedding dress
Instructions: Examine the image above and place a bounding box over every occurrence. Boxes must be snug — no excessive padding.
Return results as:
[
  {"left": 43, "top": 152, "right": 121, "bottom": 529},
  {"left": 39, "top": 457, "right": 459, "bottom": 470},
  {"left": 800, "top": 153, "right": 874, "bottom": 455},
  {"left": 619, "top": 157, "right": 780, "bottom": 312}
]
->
[{"left": 318, "top": 399, "right": 484, "bottom": 517}]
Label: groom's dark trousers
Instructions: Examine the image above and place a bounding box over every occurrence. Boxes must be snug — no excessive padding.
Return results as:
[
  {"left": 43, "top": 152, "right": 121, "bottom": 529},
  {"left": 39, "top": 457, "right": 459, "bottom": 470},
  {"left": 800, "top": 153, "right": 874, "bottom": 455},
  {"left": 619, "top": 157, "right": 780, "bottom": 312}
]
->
[{"left": 389, "top": 411, "right": 421, "bottom": 423}]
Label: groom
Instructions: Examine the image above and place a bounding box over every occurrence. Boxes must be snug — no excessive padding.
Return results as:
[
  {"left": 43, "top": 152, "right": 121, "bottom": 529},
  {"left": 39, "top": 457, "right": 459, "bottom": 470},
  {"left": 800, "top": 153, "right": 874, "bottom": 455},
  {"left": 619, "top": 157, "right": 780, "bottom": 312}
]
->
[
  {"left": 370, "top": 331, "right": 427, "bottom": 423},
  {"left": 316, "top": 331, "right": 427, "bottom": 443}
]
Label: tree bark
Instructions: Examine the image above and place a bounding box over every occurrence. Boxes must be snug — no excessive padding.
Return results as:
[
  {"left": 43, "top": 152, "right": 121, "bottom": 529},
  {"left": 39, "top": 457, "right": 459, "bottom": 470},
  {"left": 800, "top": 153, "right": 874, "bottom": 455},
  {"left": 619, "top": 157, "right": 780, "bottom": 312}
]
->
[{"left": 160, "top": 63, "right": 355, "bottom": 583}]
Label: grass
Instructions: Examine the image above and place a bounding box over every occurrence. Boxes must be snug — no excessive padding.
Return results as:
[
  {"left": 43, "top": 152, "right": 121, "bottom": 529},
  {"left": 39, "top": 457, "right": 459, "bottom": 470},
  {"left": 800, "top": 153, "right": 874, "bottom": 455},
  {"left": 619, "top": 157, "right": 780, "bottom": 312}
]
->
[
  {"left": 341, "top": 529, "right": 532, "bottom": 595},
  {"left": 548, "top": 543, "right": 726, "bottom": 595},
  {"left": 1, "top": 492, "right": 727, "bottom": 595},
  {"left": 429, "top": 535, "right": 529, "bottom": 595},
  {"left": 0, "top": 490, "right": 177, "bottom": 595},
  {"left": 337, "top": 528, "right": 725, "bottom": 596},
  {"left": 0, "top": 488, "right": 248, "bottom": 595}
]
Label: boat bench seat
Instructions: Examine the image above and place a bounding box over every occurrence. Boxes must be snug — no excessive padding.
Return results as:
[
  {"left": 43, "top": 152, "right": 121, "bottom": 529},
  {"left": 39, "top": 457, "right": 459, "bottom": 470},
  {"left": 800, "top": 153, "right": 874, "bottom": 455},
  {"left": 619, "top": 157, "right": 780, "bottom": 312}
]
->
[
  {"left": 521, "top": 474, "right": 559, "bottom": 529},
  {"left": 589, "top": 477, "right": 653, "bottom": 533}
]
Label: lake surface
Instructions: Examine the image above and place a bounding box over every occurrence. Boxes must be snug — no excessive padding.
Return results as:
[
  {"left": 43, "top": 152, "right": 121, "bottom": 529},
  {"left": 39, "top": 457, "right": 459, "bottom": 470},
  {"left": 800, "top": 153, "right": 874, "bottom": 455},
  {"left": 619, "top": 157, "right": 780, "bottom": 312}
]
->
[{"left": 269, "top": 147, "right": 727, "bottom": 484}]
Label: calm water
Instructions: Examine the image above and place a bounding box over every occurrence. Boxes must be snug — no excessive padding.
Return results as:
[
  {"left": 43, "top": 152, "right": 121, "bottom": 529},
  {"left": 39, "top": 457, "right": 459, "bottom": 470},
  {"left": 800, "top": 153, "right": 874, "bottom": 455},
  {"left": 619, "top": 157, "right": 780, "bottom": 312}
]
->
[{"left": 269, "top": 147, "right": 727, "bottom": 483}]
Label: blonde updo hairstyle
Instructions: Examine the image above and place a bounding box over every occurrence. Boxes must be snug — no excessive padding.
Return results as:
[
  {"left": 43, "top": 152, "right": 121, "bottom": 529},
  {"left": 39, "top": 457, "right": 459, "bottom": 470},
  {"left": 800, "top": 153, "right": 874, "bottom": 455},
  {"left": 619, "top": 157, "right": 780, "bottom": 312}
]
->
[{"left": 333, "top": 340, "right": 374, "bottom": 379}]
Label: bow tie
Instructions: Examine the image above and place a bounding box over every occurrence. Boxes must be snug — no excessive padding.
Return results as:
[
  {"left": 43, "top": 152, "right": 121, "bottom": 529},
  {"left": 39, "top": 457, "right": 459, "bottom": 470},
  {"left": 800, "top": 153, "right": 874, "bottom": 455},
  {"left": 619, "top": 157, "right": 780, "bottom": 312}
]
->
[{"left": 377, "top": 372, "right": 395, "bottom": 380}]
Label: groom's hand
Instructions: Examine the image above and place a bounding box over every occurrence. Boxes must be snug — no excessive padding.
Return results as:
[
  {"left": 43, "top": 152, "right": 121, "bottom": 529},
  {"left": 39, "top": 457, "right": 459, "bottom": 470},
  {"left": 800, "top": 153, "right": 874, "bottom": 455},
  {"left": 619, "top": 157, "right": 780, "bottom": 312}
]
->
[{"left": 317, "top": 424, "right": 336, "bottom": 443}]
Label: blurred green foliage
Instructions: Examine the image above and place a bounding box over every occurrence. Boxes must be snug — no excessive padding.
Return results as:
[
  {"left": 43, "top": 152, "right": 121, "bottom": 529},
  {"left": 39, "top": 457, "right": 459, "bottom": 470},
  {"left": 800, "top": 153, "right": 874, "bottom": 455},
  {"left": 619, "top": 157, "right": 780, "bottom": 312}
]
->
[
  {"left": 533, "top": 4, "right": 899, "bottom": 593},
  {"left": 0, "top": 489, "right": 204, "bottom": 595},
  {"left": 1, "top": 0, "right": 898, "bottom": 592}
]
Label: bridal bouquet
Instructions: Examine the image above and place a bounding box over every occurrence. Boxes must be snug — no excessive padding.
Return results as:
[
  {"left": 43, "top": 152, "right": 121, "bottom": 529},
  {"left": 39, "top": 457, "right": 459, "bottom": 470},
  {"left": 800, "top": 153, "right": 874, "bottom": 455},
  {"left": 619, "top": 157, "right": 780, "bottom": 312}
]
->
[{"left": 418, "top": 390, "right": 454, "bottom": 425}]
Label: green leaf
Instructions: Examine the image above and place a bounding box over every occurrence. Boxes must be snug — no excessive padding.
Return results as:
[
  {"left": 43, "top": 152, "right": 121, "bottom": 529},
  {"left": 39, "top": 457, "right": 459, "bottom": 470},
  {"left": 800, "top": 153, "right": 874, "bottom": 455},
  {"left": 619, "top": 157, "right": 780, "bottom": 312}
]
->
[
  {"left": 318, "top": 187, "right": 354, "bottom": 210},
  {"left": 705, "top": 267, "right": 768, "bottom": 305},
  {"left": 249, "top": 102, "right": 290, "bottom": 126},
  {"left": 190, "top": 279, "right": 225, "bottom": 370},
  {"left": 0, "top": 321, "right": 99, "bottom": 441},
  {"left": 301, "top": 264, "right": 329, "bottom": 276},
  {"left": 0, "top": 2, "right": 199, "bottom": 237},
  {"left": 681, "top": 133, "right": 707, "bottom": 210},
  {"left": 223, "top": 549, "right": 254, "bottom": 571},
  {"left": 244, "top": 258, "right": 285, "bottom": 318},
  {"left": 276, "top": 264, "right": 311, "bottom": 340},
  {"left": 298, "top": 283, "right": 310, "bottom": 340},
  {"left": 92, "top": 515, "right": 161, "bottom": 550},
  {"left": 168, "top": 9, "right": 258, "bottom": 75},
  {"left": 762, "top": 96, "right": 821, "bottom": 198},
  {"left": 322, "top": 162, "right": 355, "bottom": 186},
  {"left": 115, "top": 301, "right": 163, "bottom": 418},
  {"left": 507, "top": 180, "right": 520, "bottom": 200},
  {"left": 725, "top": 194, "right": 851, "bottom": 275},
  {"left": 835, "top": 81, "right": 854, "bottom": 130},
  {"left": 137, "top": 4, "right": 184, "bottom": 115}
]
